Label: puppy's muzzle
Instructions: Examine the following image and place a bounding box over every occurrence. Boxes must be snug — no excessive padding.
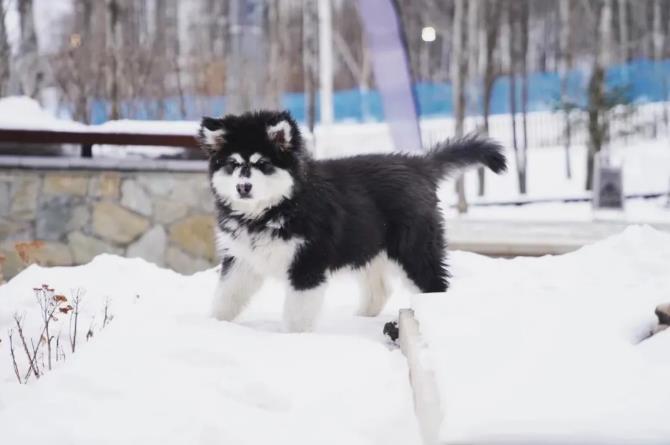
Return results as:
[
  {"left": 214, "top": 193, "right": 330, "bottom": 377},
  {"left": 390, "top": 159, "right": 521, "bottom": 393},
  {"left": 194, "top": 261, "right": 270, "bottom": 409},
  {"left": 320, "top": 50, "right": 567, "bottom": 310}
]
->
[{"left": 236, "top": 183, "right": 252, "bottom": 198}]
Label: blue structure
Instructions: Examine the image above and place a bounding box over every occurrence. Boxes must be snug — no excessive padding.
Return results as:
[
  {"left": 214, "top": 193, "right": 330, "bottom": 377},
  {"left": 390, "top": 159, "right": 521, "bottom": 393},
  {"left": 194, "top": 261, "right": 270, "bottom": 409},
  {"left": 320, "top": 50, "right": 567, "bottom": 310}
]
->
[{"left": 88, "top": 59, "right": 670, "bottom": 124}]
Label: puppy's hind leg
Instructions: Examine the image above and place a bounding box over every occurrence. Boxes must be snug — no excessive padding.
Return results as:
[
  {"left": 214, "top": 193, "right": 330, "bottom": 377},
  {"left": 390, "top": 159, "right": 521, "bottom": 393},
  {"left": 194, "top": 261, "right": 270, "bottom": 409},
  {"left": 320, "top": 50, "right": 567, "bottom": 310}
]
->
[
  {"left": 211, "top": 256, "right": 263, "bottom": 321},
  {"left": 357, "top": 254, "right": 391, "bottom": 317},
  {"left": 393, "top": 215, "right": 449, "bottom": 294}
]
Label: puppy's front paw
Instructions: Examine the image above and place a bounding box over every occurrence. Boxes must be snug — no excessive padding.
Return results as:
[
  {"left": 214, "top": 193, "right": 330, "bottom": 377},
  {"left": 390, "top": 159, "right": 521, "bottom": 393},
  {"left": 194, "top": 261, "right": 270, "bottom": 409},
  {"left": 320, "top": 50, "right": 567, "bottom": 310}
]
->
[
  {"left": 211, "top": 297, "right": 241, "bottom": 322},
  {"left": 282, "top": 315, "right": 316, "bottom": 333}
]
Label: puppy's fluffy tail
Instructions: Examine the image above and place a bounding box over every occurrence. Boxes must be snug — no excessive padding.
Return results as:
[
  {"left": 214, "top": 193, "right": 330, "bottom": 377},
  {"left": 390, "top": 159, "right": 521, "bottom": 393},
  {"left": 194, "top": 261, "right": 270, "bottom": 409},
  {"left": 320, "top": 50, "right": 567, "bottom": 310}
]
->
[{"left": 426, "top": 136, "right": 507, "bottom": 178}]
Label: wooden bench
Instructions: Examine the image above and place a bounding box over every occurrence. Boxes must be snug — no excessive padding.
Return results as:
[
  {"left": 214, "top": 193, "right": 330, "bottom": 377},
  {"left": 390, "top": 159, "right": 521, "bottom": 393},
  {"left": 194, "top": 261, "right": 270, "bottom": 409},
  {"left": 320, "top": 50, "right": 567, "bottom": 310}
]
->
[{"left": 0, "top": 128, "right": 199, "bottom": 158}]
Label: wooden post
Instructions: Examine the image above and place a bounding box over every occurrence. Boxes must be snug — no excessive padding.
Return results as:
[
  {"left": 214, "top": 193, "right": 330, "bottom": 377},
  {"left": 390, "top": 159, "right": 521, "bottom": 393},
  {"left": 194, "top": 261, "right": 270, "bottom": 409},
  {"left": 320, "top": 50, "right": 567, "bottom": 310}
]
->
[
  {"left": 81, "top": 143, "right": 93, "bottom": 158},
  {"left": 398, "top": 309, "right": 443, "bottom": 445}
]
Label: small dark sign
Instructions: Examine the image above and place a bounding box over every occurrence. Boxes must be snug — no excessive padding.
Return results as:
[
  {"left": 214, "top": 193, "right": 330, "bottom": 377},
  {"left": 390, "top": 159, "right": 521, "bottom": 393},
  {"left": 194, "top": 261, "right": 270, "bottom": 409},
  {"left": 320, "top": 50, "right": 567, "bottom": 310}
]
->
[{"left": 593, "top": 164, "right": 624, "bottom": 210}]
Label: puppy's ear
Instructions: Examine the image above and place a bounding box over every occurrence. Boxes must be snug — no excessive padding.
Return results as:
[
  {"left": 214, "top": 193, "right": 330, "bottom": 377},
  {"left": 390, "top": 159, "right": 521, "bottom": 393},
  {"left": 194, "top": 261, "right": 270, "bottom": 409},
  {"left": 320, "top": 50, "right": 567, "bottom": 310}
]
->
[
  {"left": 267, "top": 120, "right": 293, "bottom": 151},
  {"left": 199, "top": 117, "right": 226, "bottom": 155}
]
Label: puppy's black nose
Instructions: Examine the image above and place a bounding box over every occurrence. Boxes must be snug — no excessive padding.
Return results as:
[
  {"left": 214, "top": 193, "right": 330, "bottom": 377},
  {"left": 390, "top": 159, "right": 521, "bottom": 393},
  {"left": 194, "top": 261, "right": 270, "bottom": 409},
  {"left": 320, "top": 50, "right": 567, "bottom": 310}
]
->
[{"left": 236, "top": 183, "right": 252, "bottom": 197}]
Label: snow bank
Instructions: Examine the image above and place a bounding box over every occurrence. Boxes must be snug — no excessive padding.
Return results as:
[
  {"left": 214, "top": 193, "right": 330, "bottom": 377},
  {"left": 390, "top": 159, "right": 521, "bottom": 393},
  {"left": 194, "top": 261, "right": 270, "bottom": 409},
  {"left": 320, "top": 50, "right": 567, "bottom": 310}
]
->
[
  {"left": 0, "top": 255, "right": 419, "bottom": 445},
  {"left": 440, "top": 140, "right": 670, "bottom": 206},
  {"left": 0, "top": 96, "right": 85, "bottom": 131},
  {"left": 0, "top": 96, "right": 200, "bottom": 135},
  {"left": 412, "top": 226, "right": 670, "bottom": 444},
  {"left": 91, "top": 119, "right": 199, "bottom": 135},
  {"left": 447, "top": 197, "right": 670, "bottom": 224}
]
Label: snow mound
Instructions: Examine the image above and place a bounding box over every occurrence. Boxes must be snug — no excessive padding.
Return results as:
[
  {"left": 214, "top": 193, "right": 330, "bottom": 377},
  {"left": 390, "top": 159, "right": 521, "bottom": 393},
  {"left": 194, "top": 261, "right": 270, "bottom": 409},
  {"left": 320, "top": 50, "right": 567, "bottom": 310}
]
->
[
  {"left": 0, "top": 255, "right": 419, "bottom": 445},
  {"left": 0, "top": 96, "right": 86, "bottom": 131},
  {"left": 0, "top": 96, "right": 199, "bottom": 135},
  {"left": 92, "top": 119, "right": 199, "bottom": 135},
  {"left": 413, "top": 225, "right": 670, "bottom": 444}
]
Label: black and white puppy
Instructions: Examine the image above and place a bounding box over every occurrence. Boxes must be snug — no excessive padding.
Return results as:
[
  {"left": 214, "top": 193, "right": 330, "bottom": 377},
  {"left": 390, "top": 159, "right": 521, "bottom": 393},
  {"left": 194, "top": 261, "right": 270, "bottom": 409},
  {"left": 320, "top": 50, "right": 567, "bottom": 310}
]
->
[{"left": 199, "top": 110, "right": 506, "bottom": 332}]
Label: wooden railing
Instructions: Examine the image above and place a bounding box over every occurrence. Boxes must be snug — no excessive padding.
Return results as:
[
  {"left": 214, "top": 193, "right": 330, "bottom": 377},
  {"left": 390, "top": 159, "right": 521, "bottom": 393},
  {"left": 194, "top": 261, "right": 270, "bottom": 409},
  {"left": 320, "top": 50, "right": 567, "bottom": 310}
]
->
[{"left": 0, "top": 128, "right": 199, "bottom": 158}]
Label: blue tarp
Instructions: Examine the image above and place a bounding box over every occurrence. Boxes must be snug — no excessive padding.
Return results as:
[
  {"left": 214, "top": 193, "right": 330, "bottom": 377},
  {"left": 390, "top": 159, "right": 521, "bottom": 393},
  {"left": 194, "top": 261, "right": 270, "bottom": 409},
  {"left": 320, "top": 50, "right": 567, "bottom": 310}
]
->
[{"left": 88, "top": 58, "right": 670, "bottom": 124}]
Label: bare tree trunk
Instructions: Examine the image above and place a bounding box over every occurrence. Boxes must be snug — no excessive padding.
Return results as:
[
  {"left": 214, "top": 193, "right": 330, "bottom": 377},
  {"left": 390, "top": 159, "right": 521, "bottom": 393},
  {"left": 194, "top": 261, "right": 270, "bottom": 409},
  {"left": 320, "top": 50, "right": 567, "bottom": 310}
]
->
[
  {"left": 466, "top": 0, "right": 479, "bottom": 209},
  {"left": 586, "top": 0, "right": 613, "bottom": 191},
  {"left": 507, "top": 2, "right": 522, "bottom": 194},
  {"left": 0, "top": 3, "right": 10, "bottom": 96},
  {"left": 267, "top": 0, "right": 282, "bottom": 108},
  {"left": 154, "top": 0, "right": 179, "bottom": 119},
  {"left": 439, "top": 10, "right": 451, "bottom": 83},
  {"left": 586, "top": 64, "right": 605, "bottom": 191},
  {"left": 466, "top": 0, "right": 479, "bottom": 119},
  {"left": 638, "top": 0, "right": 652, "bottom": 59},
  {"left": 226, "top": 0, "right": 243, "bottom": 113},
  {"left": 559, "top": 0, "right": 573, "bottom": 179},
  {"left": 266, "top": 2, "right": 292, "bottom": 109},
  {"left": 360, "top": 43, "right": 371, "bottom": 121},
  {"left": 477, "top": 0, "right": 500, "bottom": 196},
  {"left": 71, "top": 0, "right": 93, "bottom": 122},
  {"left": 208, "top": 0, "right": 226, "bottom": 56},
  {"left": 17, "top": 0, "right": 43, "bottom": 98},
  {"left": 475, "top": 4, "right": 486, "bottom": 197},
  {"left": 452, "top": 0, "right": 468, "bottom": 213},
  {"left": 153, "top": 0, "right": 167, "bottom": 119},
  {"left": 618, "top": 0, "right": 628, "bottom": 65},
  {"left": 105, "top": 0, "right": 123, "bottom": 119},
  {"left": 334, "top": 29, "right": 371, "bottom": 121},
  {"left": 652, "top": 0, "right": 668, "bottom": 133},
  {"left": 519, "top": 0, "right": 529, "bottom": 195},
  {"left": 601, "top": 0, "right": 614, "bottom": 69},
  {"left": 173, "top": 47, "right": 186, "bottom": 119},
  {"left": 303, "top": 0, "right": 318, "bottom": 133}
]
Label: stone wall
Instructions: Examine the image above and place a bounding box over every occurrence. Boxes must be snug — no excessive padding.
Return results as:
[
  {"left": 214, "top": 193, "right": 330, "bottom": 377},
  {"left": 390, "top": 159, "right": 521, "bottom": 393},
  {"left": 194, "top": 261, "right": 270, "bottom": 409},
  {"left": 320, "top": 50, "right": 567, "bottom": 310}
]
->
[{"left": 0, "top": 162, "right": 217, "bottom": 281}]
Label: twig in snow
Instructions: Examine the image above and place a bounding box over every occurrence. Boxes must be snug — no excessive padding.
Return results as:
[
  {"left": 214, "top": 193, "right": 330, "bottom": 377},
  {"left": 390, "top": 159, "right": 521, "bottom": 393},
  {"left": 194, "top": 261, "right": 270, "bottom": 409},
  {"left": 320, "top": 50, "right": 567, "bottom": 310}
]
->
[
  {"left": 55, "top": 333, "right": 61, "bottom": 363},
  {"left": 8, "top": 330, "right": 22, "bottom": 384},
  {"left": 6, "top": 285, "right": 113, "bottom": 384},
  {"left": 86, "top": 316, "right": 95, "bottom": 341},
  {"left": 102, "top": 297, "right": 113, "bottom": 328},
  {"left": 34, "top": 285, "right": 58, "bottom": 371},
  {"left": 68, "top": 289, "right": 84, "bottom": 353},
  {"left": 23, "top": 286, "right": 67, "bottom": 379},
  {"left": 13, "top": 314, "right": 39, "bottom": 380}
]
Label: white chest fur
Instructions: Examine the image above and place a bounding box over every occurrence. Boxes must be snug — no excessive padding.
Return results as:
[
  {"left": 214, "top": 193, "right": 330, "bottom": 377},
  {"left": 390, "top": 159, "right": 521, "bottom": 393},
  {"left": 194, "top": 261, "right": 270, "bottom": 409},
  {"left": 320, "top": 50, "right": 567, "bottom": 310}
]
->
[{"left": 215, "top": 223, "right": 303, "bottom": 278}]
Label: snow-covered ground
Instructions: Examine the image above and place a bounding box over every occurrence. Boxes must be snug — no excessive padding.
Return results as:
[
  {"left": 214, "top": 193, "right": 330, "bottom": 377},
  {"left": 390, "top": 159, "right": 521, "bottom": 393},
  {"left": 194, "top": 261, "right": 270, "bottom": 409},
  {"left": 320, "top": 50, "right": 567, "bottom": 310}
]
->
[
  {"left": 0, "top": 257, "right": 420, "bottom": 445},
  {"left": 440, "top": 140, "right": 670, "bottom": 223},
  {"left": 413, "top": 226, "right": 670, "bottom": 444},
  {"left": 2, "top": 229, "right": 669, "bottom": 444}
]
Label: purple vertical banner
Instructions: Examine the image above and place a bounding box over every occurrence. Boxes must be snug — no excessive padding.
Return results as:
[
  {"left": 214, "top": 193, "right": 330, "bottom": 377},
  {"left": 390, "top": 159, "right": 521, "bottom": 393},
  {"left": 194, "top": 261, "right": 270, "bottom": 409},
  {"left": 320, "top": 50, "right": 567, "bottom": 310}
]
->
[{"left": 356, "top": 0, "right": 423, "bottom": 152}]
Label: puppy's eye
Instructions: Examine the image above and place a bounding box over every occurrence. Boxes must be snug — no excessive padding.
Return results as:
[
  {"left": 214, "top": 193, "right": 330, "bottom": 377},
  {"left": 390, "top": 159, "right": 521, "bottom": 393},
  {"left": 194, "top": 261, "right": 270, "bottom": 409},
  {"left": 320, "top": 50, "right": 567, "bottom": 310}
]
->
[
  {"left": 219, "top": 158, "right": 239, "bottom": 173},
  {"left": 254, "top": 159, "right": 274, "bottom": 174}
]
